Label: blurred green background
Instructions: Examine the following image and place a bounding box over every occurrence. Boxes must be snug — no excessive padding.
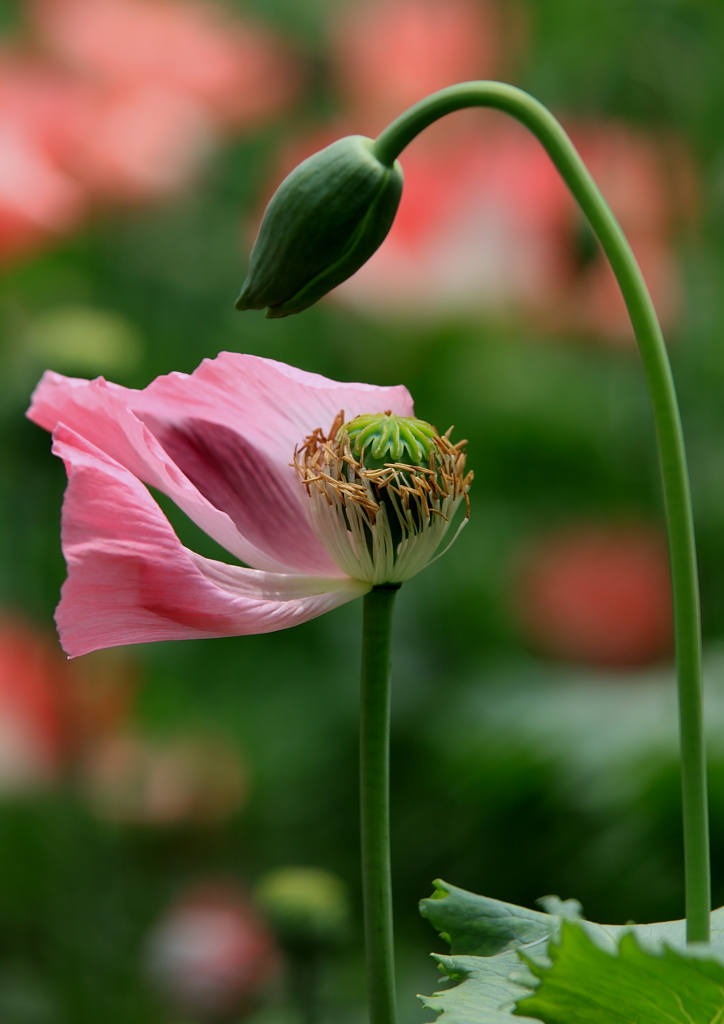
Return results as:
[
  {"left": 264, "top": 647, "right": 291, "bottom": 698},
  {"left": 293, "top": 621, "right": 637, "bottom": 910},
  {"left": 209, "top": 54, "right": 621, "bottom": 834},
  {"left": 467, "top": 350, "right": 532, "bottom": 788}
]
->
[{"left": 3, "top": 0, "right": 724, "bottom": 1021}]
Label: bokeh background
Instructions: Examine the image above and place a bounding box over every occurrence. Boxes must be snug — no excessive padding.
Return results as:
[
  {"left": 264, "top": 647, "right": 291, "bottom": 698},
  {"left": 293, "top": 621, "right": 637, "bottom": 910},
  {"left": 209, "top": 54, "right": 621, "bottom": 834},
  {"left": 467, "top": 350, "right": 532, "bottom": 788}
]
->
[{"left": 2, "top": 0, "right": 724, "bottom": 1020}]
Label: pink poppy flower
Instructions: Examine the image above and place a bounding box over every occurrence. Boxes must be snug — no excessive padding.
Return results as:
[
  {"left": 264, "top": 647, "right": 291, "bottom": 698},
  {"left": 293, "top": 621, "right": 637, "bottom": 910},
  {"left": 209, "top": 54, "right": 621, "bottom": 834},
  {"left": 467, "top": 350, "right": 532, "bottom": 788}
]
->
[{"left": 28, "top": 353, "right": 471, "bottom": 658}]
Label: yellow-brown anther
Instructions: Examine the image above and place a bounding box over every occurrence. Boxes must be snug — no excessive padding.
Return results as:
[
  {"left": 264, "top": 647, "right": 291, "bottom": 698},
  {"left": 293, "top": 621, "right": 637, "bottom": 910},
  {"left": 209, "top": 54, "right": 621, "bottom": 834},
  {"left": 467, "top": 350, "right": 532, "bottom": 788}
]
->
[{"left": 294, "top": 411, "right": 472, "bottom": 585}]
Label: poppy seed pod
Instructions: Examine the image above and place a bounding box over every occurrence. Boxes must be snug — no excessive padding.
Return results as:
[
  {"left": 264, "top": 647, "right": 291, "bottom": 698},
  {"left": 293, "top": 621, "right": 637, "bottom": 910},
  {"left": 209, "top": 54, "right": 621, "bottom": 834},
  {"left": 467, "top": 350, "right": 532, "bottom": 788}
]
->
[{"left": 236, "top": 136, "right": 403, "bottom": 318}]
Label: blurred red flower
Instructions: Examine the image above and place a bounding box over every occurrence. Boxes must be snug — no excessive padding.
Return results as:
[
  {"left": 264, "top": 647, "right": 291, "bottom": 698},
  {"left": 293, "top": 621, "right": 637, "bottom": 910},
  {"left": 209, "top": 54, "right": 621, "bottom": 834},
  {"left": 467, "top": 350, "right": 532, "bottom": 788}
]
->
[
  {"left": 332, "top": 117, "right": 693, "bottom": 340},
  {"left": 313, "top": 0, "right": 695, "bottom": 341},
  {"left": 0, "top": 611, "right": 139, "bottom": 791},
  {"left": 557, "top": 123, "right": 696, "bottom": 341},
  {"left": 0, "top": 613, "right": 69, "bottom": 790},
  {"left": 145, "top": 881, "right": 279, "bottom": 1021},
  {"left": 333, "top": 121, "right": 571, "bottom": 319},
  {"left": 514, "top": 524, "right": 674, "bottom": 668}
]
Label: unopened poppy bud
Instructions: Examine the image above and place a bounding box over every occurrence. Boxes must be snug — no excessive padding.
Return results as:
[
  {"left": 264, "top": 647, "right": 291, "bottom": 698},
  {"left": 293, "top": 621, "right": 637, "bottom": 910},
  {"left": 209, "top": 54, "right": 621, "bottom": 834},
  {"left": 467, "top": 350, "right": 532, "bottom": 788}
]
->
[
  {"left": 236, "top": 136, "right": 403, "bottom": 318},
  {"left": 256, "top": 867, "right": 350, "bottom": 950}
]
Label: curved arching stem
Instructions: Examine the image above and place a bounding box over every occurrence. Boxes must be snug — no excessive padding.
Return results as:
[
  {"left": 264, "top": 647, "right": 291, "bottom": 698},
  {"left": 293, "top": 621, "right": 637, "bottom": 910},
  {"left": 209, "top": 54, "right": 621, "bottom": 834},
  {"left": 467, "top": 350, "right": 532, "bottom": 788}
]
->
[{"left": 374, "top": 81, "right": 709, "bottom": 943}]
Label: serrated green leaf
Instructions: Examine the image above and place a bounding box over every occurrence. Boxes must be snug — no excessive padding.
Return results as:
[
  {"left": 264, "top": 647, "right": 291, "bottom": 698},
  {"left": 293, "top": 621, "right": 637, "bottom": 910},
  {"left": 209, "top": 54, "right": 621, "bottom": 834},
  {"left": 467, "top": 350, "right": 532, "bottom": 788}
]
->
[
  {"left": 419, "top": 881, "right": 724, "bottom": 1024},
  {"left": 419, "top": 950, "right": 541, "bottom": 1024},
  {"left": 420, "top": 881, "right": 558, "bottom": 957},
  {"left": 420, "top": 879, "right": 724, "bottom": 957},
  {"left": 515, "top": 921, "right": 724, "bottom": 1024}
]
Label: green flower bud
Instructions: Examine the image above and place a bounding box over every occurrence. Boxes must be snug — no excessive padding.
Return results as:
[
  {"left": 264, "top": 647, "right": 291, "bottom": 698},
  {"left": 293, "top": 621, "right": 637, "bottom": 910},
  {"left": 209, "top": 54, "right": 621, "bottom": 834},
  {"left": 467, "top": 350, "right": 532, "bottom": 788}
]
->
[
  {"left": 255, "top": 867, "right": 349, "bottom": 949},
  {"left": 236, "top": 136, "right": 403, "bottom": 319}
]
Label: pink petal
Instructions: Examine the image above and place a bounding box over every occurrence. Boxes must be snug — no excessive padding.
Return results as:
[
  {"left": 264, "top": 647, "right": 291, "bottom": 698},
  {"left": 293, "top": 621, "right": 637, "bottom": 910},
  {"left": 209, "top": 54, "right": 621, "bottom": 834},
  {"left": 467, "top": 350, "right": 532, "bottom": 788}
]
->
[
  {"left": 143, "top": 415, "right": 330, "bottom": 576},
  {"left": 28, "top": 370, "right": 337, "bottom": 575},
  {"left": 28, "top": 354, "right": 414, "bottom": 575},
  {"left": 53, "top": 425, "right": 369, "bottom": 658},
  {"left": 133, "top": 354, "right": 412, "bottom": 564},
  {"left": 131, "top": 353, "right": 415, "bottom": 467}
]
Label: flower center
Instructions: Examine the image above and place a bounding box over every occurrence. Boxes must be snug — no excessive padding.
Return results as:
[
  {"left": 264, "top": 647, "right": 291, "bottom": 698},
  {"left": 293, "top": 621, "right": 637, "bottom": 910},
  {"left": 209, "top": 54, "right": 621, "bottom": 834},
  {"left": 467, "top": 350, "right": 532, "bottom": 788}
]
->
[
  {"left": 344, "top": 412, "right": 437, "bottom": 469},
  {"left": 294, "top": 411, "right": 472, "bottom": 585}
]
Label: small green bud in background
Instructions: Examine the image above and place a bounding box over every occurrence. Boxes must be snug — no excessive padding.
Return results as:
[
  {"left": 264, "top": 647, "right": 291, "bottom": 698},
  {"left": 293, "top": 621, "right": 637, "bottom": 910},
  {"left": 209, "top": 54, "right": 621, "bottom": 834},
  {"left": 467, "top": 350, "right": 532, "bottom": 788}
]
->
[
  {"left": 255, "top": 867, "right": 349, "bottom": 950},
  {"left": 236, "top": 136, "right": 403, "bottom": 318}
]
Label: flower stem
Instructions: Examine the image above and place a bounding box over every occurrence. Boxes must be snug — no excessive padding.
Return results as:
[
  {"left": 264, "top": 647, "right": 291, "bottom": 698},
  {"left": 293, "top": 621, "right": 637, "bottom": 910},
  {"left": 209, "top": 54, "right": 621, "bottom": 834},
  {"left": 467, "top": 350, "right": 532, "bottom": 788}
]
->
[
  {"left": 288, "top": 947, "right": 322, "bottom": 1024},
  {"left": 373, "top": 82, "right": 710, "bottom": 943},
  {"left": 360, "top": 584, "right": 399, "bottom": 1024}
]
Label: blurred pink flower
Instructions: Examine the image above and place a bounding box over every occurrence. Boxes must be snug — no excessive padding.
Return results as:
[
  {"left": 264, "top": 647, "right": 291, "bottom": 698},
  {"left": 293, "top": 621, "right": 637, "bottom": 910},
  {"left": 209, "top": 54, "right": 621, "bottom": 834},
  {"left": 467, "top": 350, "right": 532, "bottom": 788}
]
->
[
  {"left": 0, "top": 0, "right": 298, "bottom": 254},
  {"left": 0, "top": 57, "right": 86, "bottom": 260},
  {"left": 31, "top": 0, "right": 298, "bottom": 204},
  {"left": 146, "top": 881, "right": 279, "bottom": 1020},
  {"left": 316, "top": 1, "right": 695, "bottom": 342},
  {"left": 82, "top": 732, "right": 246, "bottom": 825},
  {"left": 31, "top": 0, "right": 298, "bottom": 129},
  {"left": 514, "top": 524, "right": 673, "bottom": 668},
  {"left": 331, "top": 0, "right": 502, "bottom": 135},
  {"left": 70, "top": 83, "right": 214, "bottom": 202},
  {"left": 27, "top": 353, "right": 415, "bottom": 657}
]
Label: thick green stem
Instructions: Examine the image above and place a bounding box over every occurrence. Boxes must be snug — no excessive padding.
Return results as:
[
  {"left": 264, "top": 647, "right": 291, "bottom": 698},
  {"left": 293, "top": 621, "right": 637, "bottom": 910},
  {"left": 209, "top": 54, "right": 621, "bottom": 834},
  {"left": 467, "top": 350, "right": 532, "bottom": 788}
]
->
[
  {"left": 374, "top": 82, "right": 710, "bottom": 943},
  {"left": 360, "top": 584, "right": 399, "bottom": 1024}
]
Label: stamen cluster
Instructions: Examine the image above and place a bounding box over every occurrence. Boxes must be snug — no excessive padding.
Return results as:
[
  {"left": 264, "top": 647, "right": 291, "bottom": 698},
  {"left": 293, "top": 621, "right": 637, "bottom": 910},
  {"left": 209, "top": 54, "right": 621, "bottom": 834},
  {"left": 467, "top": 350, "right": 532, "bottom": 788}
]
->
[{"left": 294, "top": 411, "right": 472, "bottom": 585}]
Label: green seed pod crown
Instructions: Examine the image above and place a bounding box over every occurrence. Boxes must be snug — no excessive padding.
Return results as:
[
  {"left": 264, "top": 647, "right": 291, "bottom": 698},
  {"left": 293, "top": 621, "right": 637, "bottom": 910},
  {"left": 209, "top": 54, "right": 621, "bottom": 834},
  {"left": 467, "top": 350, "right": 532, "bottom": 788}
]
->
[
  {"left": 235, "top": 136, "right": 403, "bottom": 319},
  {"left": 343, "top": 413, "right": 437, "bottom": 470}
]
